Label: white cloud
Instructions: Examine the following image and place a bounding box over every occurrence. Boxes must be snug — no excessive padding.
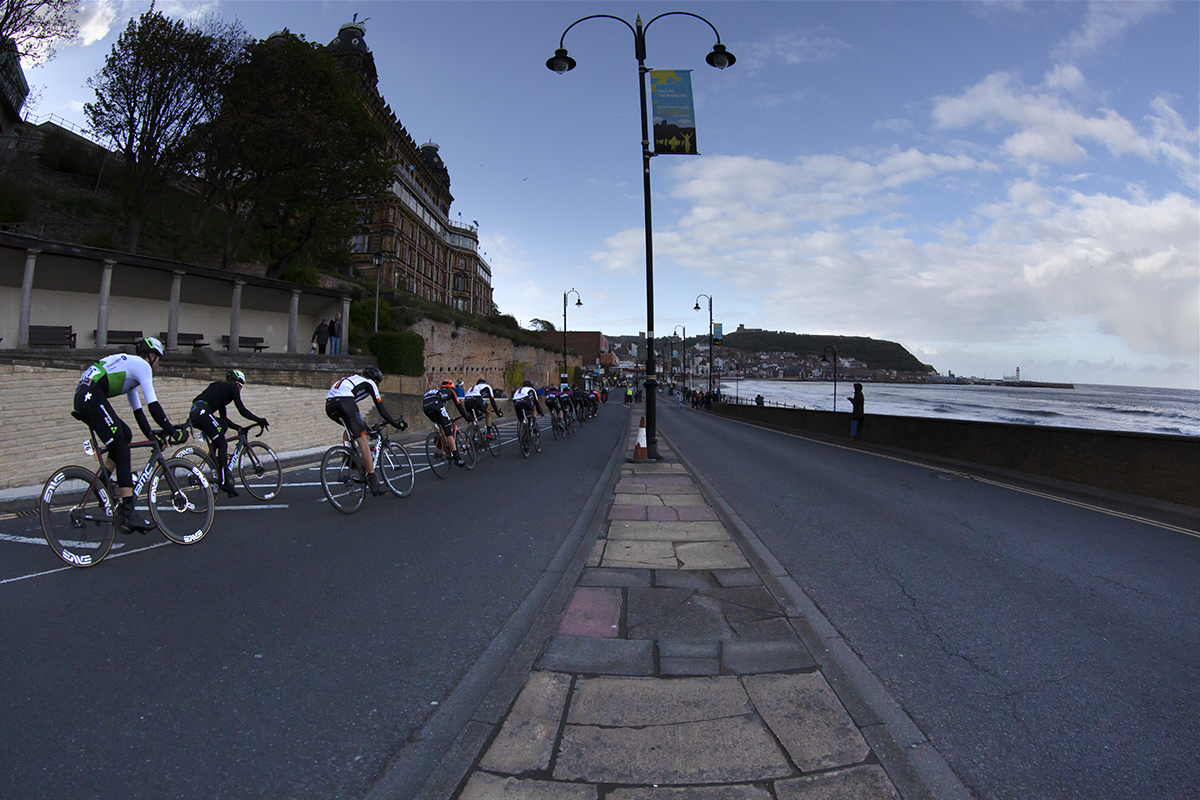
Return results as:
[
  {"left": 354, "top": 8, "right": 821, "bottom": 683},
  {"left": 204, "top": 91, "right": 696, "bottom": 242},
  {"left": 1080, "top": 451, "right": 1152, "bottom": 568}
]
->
[
  {"left": 736, "top": 28, "right": 850, "bottom": 71},
  {"left": 932, "top": 69, "right": 1198, "bottom": 186},
  {"left": 1052, "top": 1, "right": 1169, "bottom": 63}
]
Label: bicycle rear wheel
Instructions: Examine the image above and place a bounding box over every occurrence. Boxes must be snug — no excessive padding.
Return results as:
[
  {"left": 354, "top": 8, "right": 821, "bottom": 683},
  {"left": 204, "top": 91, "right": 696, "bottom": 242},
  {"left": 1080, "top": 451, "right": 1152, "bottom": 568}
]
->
[
  {"left": 519, "top": 422, "right": 531, "bottom": 458},
  {"left": 486, "top": 424, "right": 500, "bottom": 456},
  {"left": 149, "top": 459, "right": 215, "bottom": 544},
  {"left": 551, "top": 415, "right": 562, "bottom": 440},
  {"left": 321, "top": 445, "right": 364, "bottom": 513},
  {"left": 172, "top": 445, "right": 220, "bottom": 498},
  {"left": 40, "top": 467, "right": 115, "bottom": 567},
  {"left": 455, "top": 428, "right": 476, "bottom": 470},
  {"left": 380, "top": 441, "right": 415, "bottom": 497},
  {"left": 425, "top": 432, "right": 450, "bottom": 479},
  {"left": 239, "top": 442, "right": 282, "bottom": 500}
]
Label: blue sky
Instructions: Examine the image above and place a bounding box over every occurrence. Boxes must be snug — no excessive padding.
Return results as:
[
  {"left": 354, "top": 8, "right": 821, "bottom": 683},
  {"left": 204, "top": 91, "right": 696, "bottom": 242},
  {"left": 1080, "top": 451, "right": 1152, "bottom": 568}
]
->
[{"left": 20, "top": 1, "right": 1200, "bottom": 389}]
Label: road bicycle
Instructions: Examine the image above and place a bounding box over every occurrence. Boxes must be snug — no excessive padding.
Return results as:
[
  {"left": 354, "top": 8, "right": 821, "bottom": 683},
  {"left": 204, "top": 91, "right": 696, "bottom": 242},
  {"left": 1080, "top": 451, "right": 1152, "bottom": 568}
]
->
[
  {"left": 40, "top": 418, "right": 215, "bottom": 568},
  {"left": 550, "top": 408, "right": 566, "bottom": 440},
  {"left": 517, "top": 414, "right": 542, "bottom": 458},
  {"left": 320, "top": 421, "right": 415, "bottom": 514},
  {"left": 464, "top": 407, "right": 501, "bottom": 458},
  {"left": 174, "top": 421, "right": 282, "bottom": 501},
  {"left": 424, "top": 420, "right": 476, "bottom": 478}
]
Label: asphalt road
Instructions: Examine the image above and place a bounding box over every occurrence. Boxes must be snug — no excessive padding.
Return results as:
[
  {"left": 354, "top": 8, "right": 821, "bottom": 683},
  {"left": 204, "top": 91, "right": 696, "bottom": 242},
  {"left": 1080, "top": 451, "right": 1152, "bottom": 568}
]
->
[
  {"left": 0, "top": 406, "right": 627, "bottom": 800},
  {"left": 658, "top": 404, "right": 1200, "bottom": 800}
]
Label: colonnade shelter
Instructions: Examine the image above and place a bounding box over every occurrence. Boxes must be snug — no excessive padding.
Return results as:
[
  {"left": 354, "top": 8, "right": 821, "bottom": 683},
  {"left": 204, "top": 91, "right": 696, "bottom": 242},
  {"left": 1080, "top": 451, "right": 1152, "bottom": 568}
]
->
[{"left": 1, "top": 232, "right": 351, "bottom": 356}]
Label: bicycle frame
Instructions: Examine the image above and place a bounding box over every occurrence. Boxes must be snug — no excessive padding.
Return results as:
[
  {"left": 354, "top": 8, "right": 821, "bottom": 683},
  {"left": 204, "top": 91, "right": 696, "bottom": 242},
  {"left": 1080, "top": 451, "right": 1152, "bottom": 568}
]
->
[{"left": 83, "top": 431, "right": 204, "bottom": 528}]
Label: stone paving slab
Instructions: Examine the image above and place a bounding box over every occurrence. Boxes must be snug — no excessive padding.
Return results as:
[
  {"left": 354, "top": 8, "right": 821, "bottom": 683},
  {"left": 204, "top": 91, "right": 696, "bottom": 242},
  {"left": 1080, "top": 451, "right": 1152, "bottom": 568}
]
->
[
  {"left": 676, "top": 540, "right": 750, "bottom": 570},
  {"left": 609, "top": 504, "right": 649, "bottom": 521},
  {"left": 775, "top": 765, "right": 900, "bottom": 800},
  {"left": 479, "top": 671, "right": 572, "bottom": 774},
  {"left": 653, "top": 570, "right": 719, "bottom": 589},
  {"left": 538, "top": 635, "right": 655, "bottom": 675},
  {"left": 460, "top": 772, "right": 596, "bottom": 800},
  {"left": 723, "top": 639, "right": 816, "bottom": 674},
  {"left": 568, "top": 676, "right": 752, "bottom": 725},
  {"left": 714, "top": 568, "right": 762, "bottom": 587},
  {"left": 614, "top": 493, "right": 665, "bottom": 505},
  {"left": 608, "top": 786, "right": 771, "bottom": 800},
  {"left": 608, "top": 521, "right": 729, "bottom": 541},
  {"left": 578, "top": 567, "right": 652, "bottom": 588},
  {"left": 557, "top": 587, "right": 621, "bottom": 638},
  {"left": 744, "top": 674, "right": 871, "bottom": 772},
  {"left": 553, "top": 715, "right": 793, "bottom": 784},
  {"left": 602, "top": 540, "right": 679, "bottom": 569},
  {"left": 660, "top": 494, "right": 708, "bottom": 506},
  {"left": 675, "top": 506, "right": 721, "bottom": 521}
]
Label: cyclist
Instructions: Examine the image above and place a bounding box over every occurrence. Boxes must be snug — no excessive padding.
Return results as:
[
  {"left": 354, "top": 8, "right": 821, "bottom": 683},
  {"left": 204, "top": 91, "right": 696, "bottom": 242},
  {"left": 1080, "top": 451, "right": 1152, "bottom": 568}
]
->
[
  {"left": 463, "top": 379, "right": 503, "bottom": 438},
  {"left": 74, "top": 336, "right": 187, "bottom": 533},
  {"left": 543, "top": 385, "right": 564, "bottom": 430},
  {"left": 325, "top": 366, "right": 407, "bottom": 496},
  {"left": 189, "top": 369, "right": 270, "bottom": 498},
  {"left": 512, "top": 380, "right": 544, "bottom": 431},
  {"left": 423, "top": 379, "right": 469, "bottom": 466}
]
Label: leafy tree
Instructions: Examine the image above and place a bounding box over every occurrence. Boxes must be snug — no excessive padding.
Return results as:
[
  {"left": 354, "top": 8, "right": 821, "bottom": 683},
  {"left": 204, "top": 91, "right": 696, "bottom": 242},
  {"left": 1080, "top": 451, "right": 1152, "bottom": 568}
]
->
[
  {"left": 83, "top": 9, "right": 245, "bottom": 252},
  {"left": 195, "top": 31, "right": 390, "bottom": 277},
  {"left": 529, "top": 318, "right": 557, "bottom": 332},
  {"left": 0, "top": 0, "right": 78, "bottom": 63}
]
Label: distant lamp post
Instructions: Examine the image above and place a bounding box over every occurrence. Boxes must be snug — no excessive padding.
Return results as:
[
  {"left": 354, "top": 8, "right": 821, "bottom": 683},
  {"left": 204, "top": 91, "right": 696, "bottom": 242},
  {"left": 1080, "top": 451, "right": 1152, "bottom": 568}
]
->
[
  {"left": 372, "top": 250, "right": 385, "bottom": 333},
  {"left": 673, "top": 324, "right": 686, "bottom": 389},
  {"left": 821, "top": 345, "right": 839, "bottom": 411},
  {"left": 694, "top": 294, "right": 713, "bottom": 396},
  {"left": 563, "top": 289, "right": 581, "bottom": 387},
  {"left": 549, "top": 12, "right": 735, "bottom": 460}
]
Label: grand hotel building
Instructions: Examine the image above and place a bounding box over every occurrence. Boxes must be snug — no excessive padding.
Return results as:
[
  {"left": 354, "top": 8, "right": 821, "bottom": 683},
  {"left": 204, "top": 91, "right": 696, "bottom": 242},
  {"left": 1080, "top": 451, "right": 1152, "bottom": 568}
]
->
[{"left": 324, "top": 20, "right": 494, "bottom": 317}]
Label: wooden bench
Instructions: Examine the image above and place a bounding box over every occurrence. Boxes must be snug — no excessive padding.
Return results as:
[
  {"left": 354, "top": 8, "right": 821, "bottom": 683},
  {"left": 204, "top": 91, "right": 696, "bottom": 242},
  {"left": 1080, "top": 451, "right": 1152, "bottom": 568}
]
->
[
  {"left": 29, "top": 325, "right": 77, "bottom": 348},
  {"left": 159, "top": 332, "right": 208, "bottom": 349},
  {"left": 92, "top": 329, "right": 144, "bottom": 346},
  {"left": 220, "top": 335, "right": 268, "bottom": 353}
]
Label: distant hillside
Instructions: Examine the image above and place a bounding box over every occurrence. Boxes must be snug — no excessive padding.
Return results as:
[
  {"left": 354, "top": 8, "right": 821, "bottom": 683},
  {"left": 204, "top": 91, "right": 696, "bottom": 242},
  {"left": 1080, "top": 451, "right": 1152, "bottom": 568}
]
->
[{"left": 721, "top": 329, "right": 934, "bottom": 374}]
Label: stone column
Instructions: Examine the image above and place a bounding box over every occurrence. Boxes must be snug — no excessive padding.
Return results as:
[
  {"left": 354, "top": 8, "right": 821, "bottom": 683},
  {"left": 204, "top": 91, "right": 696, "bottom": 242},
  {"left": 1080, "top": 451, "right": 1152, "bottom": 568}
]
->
[
  {"left": 340, "top": 296, "right": 351, "bottom": 355},
  {"left": 287, "top": 290, "right": 300, "bottom": 354},
  {"left": 96, "top": 259, "right": 115, "bottom": 348},
  {"left": 229, "top": 280, "right": 244, "bottom": 352},
  {"left": 167, "top": 270, "right": 184, "bottom": 352},
  {"left": 17, "top": 248, "right": 38, "bottom": 348}
]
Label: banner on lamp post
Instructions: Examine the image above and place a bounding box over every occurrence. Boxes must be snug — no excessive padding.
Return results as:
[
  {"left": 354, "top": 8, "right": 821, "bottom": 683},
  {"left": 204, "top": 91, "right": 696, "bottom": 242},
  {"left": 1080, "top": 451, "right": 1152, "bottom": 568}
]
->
[
  {"left": 650, "top": 70, "right": 698, "bottom": 155},
  {"left": 712, "top": 323, "right": 723, "bottom": 345}
]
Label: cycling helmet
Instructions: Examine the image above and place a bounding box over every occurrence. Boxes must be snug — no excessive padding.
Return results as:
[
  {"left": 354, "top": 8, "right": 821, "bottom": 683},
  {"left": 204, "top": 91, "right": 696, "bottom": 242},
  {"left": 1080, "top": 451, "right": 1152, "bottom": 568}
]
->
[
  {"left": 363, "top": 366, "right": 384, "bottom": 383},
  {"left": 522, "top": 380, "right": 533, "bottom": 388},
  {"left": 136, "top": 336, "right": 165, "bottom": 358},
  {"left": 226, "top": 369, "right": 246, "bottom": 386},
  {"left": 441, "top": 379, "right": 455, "bottom": 390}
]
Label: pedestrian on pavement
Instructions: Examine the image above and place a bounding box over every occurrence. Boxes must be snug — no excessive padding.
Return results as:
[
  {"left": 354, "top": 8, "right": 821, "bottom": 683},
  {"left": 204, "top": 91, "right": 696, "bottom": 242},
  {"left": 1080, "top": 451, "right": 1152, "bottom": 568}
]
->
[
  {"left": 849, "top": 383, "right": 865, "bottom": 440},
  {"left": 311, "top": 319, "right": 330, "bottom": 355},
  {"left": 625, "top": 387, "right": 633, "bottom": 404},
  {"left": 328, "top": 313, "right": 342, "bottom": 355}
]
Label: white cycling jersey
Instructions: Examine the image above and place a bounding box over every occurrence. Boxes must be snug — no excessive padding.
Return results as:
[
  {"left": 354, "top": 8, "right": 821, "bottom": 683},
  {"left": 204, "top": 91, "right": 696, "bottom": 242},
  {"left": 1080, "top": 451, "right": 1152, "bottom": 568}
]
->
[
  {"left": 466, "top": 382, "right": 495, "bottom": 399},
  {"left": 326, "top": 374, "right": 383, "bottom": 405},
  {"left": 512, "top": 386, "right": 536, "bottom": 403},
  {"left": 78, "top": 353, "right": 158, "bottom": 411}
]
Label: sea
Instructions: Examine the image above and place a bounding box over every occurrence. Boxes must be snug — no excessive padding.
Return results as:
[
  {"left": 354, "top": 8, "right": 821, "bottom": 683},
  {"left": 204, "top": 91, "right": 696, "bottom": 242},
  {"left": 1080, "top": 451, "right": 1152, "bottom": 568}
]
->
[{"left": 706, "top": 379, "right": 1200, "bottom": 438}]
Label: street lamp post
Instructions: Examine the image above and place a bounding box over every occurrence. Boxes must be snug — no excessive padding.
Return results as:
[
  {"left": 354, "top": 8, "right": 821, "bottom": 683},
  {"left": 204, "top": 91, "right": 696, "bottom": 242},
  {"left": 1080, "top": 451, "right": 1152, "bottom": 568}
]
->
[
  {"left": 563, "top": 289, "right": 581, "bottom": 387},
  {"left": 549, "top": 12, "right": 734, "bottom": 460},
  {"left": 694, "top": 294, "right": 713, "bottom": 396},
  {"left": 372, "top": 250, "right": 384, "bottom": 333},
  {"left": 673, "top": 324, "right": 686, "bottom": 391},
  {"left": 821, "top": 345, "right": 839, "bottom": 411}
]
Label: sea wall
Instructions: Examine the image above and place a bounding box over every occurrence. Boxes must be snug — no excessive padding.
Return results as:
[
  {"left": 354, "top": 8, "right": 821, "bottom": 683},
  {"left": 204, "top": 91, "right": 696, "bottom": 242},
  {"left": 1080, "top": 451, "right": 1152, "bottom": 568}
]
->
[{"left": 710, "top": 403, "right": 1199, "bottom": 508}]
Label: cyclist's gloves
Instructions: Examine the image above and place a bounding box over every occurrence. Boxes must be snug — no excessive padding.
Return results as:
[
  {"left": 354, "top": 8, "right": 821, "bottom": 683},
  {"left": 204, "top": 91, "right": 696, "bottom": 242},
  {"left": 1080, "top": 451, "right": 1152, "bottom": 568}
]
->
[
  {"left": 168, "top": 426, "right": 189, "bottom": 446},
  {"left": 257, "top": 417, "right": 269, "bottom": 431},
  {"left": 394, "top": 418, "right": 408, "bottom": 431}
]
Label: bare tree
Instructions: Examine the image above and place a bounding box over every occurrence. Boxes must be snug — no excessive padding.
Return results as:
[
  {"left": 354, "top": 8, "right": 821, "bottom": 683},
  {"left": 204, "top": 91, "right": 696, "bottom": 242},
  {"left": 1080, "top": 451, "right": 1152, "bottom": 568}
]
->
[
  {"left": 0, "top": 0, "right": 79, "bottom": 63},
  {"left": 83, "top": 8, "right": 245, "bottom": 252}
]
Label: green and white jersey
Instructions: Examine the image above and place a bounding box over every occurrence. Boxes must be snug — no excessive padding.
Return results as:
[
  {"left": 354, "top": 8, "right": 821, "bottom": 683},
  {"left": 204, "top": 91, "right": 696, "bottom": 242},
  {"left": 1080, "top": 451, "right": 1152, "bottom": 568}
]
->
[{"left": 78, "top": 354, "right": 158, "bottom": 411}]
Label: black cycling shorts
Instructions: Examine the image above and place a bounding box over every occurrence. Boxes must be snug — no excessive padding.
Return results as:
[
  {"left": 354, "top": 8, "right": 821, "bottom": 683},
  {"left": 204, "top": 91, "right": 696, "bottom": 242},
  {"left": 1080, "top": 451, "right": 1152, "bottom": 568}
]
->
[
  {"left": 463, "top": 396, "right": 486, "bottom": 417},
  {"left": 326, "top": 397, "right": 367, "bottom": 438},
  {"left": 422, "top": 402, "right": 455, "bottom": 437}
]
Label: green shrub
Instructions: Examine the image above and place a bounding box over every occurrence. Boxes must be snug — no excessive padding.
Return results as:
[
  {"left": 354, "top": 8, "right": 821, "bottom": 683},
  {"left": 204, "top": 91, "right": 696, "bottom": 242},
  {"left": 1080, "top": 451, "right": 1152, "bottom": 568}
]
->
[{"left": 367, "top": 330, "right": 424, "bottom": 376}]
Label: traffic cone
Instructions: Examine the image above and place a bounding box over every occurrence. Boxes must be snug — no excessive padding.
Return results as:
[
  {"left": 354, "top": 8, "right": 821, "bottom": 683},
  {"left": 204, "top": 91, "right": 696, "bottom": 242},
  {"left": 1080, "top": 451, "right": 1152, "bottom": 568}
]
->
[{"left": 632, "top": 416, "right": 647, "bottom": 459}]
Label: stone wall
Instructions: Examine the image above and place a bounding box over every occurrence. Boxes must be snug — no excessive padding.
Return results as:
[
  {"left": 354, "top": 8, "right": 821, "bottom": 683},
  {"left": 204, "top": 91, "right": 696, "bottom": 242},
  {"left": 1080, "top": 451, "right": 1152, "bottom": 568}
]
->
[
  {"left": 711, "top": 403, "right": 1200, "bottom": 508},
  {"left": 413, "top": 319, "right": 580, "bottom": 393}
]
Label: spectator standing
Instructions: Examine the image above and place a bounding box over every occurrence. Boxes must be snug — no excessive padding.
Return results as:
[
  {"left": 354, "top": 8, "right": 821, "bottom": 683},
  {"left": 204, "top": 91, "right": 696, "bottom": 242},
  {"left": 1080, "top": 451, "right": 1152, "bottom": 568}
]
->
[
  {"left": 311, "top": 319, "right": 330, "bottom": 355},
  {"left": 328, "top": 312, "right": 342, "bottom": 355},
  {"left": 849, "top": 383, "right": 865, "bottom": 440}
]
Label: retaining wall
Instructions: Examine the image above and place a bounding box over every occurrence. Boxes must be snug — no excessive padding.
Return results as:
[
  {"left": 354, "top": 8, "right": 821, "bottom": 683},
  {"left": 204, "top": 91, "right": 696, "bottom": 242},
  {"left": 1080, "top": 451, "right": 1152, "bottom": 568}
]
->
[{"left": 711, "top": 403, "right": 1199, "bottom": 508}]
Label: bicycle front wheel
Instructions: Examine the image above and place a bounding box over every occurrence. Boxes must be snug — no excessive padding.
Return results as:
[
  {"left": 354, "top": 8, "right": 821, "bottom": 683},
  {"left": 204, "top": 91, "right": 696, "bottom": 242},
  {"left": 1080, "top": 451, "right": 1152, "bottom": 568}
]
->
[
  {"left": 321, "top": 445, "right": 364, "bottom": 513},
  {"left": 239, "top": 441, "right": 282, "bottom": 500},
  {"left": 519, "top": 422, "right": 531, "bottom": 458},
  {"left": 40, "top": 467, "right": 115, "bottom": 568},
  {"left": 149, "top": 459, "right": 214, "bottom": 544},
  {"left": 455, "top": 428, "right": 477, "bottom": 470},
  {"left": 532, "top": 422, "right": 542, "bottom": 453},
  {"left": 380, "top": 441, "right": 415, "bottom": 498},
  {"left": 425, "top": 432, "right": 450, "bottom": 479},
  {"left": 486, "top": 425, "right": 500, "bottom": 456},
  {"left": 552, "top": 416, "right": 562, "bottom": 440}
]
